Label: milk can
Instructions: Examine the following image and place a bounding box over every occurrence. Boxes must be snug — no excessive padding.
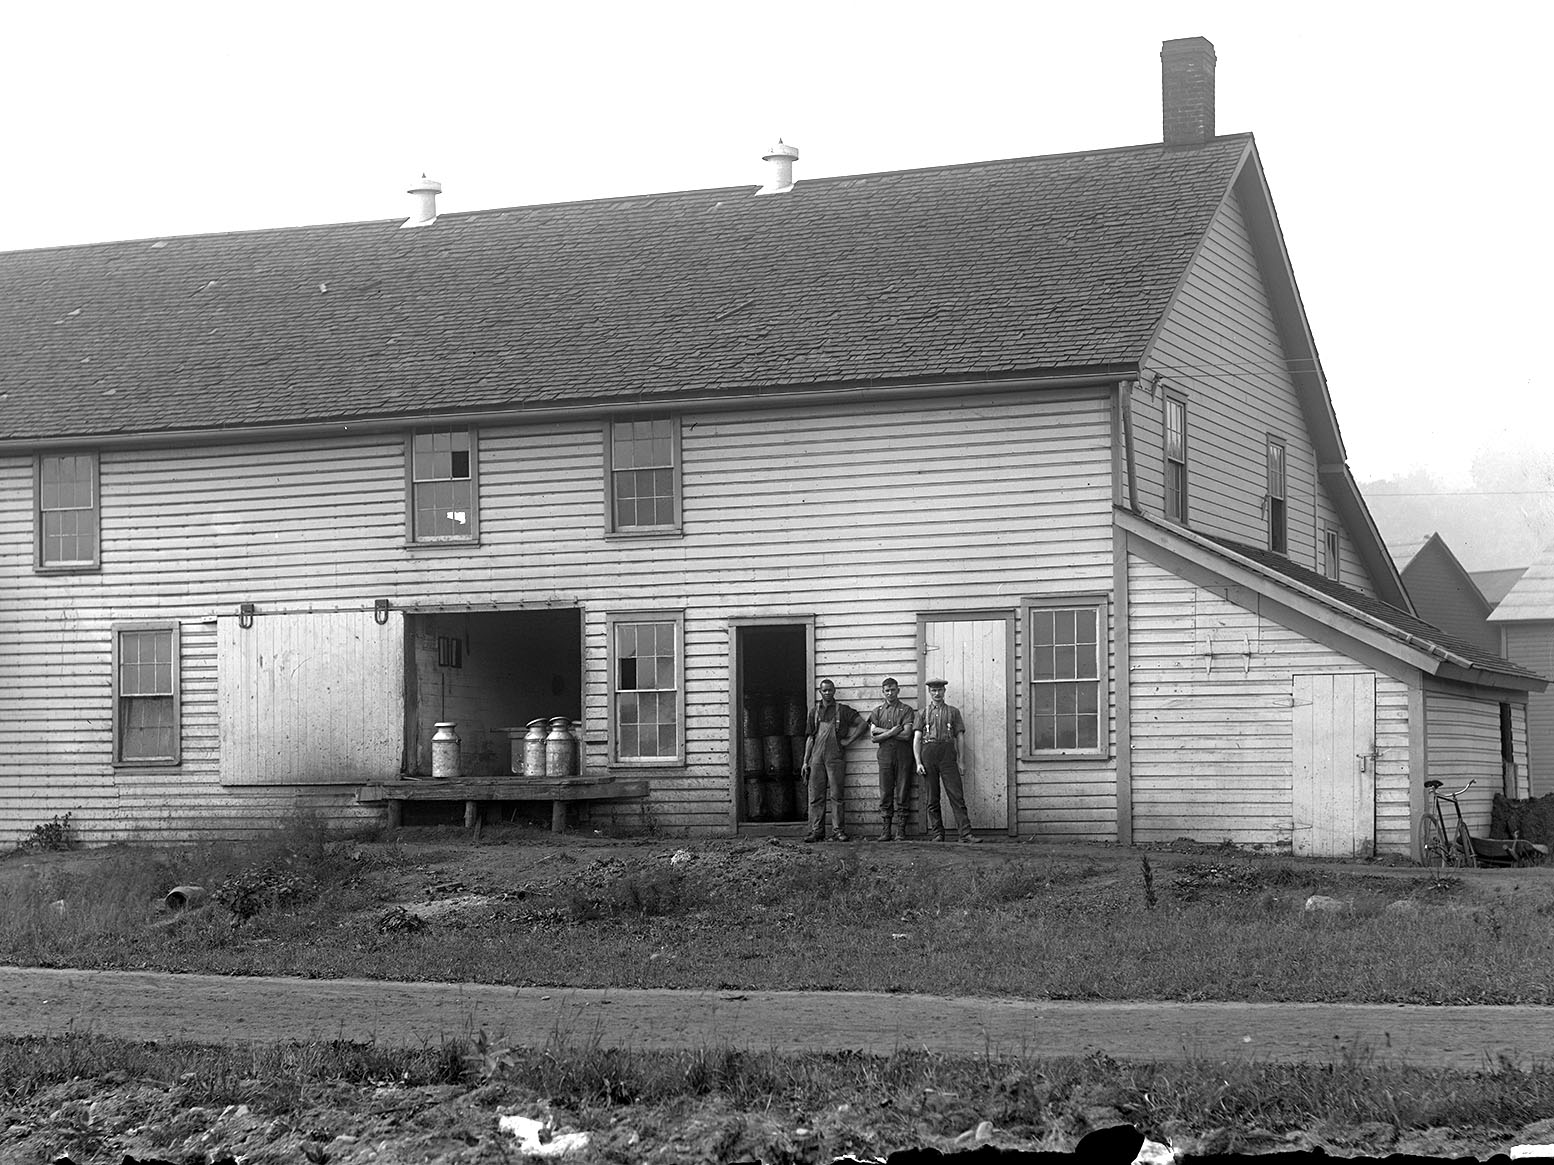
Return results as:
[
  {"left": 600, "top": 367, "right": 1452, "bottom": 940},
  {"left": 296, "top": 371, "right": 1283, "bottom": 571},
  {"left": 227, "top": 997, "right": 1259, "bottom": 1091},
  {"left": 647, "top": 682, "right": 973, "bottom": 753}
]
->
[
  {"left": 545, "top": 716, "right": 578, "bottom": 777},
  {"left": 523, "top": 718, "right": 549, "bottom": 779},
  {"left": 431, "top": 722, "right": 461, "bottom": 779}
]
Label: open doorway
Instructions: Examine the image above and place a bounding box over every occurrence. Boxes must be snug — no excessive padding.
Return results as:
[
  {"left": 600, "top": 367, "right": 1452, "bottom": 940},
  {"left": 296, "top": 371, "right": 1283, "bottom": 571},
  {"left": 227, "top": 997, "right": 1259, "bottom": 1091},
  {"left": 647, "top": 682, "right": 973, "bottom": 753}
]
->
[
  {"left": 733, "top": 623, "right": 811, "bottom": 827},
  {"left": 405, "top": 608, "right": 582, "bottom": 777}
]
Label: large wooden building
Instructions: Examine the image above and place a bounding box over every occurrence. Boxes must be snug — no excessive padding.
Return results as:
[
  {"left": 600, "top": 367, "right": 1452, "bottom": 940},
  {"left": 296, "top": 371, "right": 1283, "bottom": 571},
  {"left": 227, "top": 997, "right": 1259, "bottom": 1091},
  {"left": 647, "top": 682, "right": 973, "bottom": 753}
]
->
[{"left": 2, "top": 39, "right": 1542, "bottom": 853}]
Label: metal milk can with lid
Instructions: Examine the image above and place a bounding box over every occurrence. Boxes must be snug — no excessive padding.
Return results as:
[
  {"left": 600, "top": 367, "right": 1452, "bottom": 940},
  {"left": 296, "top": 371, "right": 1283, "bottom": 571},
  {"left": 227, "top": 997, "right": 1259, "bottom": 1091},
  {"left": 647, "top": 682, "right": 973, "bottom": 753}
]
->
[
  {"left": 431, "top": 722, "right": 461, "bottom": 779},
  {"left": 545, "top": 716, "right": 578, "bottom": 777},
  {"left": 522, "top": 718, "right": 549, "bottom": 779}
]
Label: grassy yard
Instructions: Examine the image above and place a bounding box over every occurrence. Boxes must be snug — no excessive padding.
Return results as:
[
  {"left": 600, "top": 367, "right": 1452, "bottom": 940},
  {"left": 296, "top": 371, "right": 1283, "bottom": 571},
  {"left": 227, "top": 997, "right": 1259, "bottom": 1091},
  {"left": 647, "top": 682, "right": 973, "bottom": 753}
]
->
[
  {"left": 3, "top": 825, "right": 1553, "bottom": 1004},
  {"left": 3, "top": 824, "right": 1553, "bottom": 1161}
]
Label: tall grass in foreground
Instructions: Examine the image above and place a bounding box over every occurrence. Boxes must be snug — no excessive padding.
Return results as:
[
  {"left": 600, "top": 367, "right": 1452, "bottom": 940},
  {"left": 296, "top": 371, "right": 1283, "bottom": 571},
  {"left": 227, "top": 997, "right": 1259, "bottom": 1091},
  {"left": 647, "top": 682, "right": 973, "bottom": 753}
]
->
[
  {"left": 5, "top": 836, "right": 1554, "bottom": 1004},
  {"left": 2, "top": 1032, "right": 1550, "bottom": 1139}
]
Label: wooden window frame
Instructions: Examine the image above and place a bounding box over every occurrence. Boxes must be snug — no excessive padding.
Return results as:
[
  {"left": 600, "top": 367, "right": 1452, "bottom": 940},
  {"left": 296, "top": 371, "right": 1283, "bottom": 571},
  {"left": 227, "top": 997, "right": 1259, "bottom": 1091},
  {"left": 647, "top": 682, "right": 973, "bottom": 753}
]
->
[
  {"left": 36, "top": 450, "right": 101, "bottom": 572},
  {"left": 1321, "top": 523, "right": 1341, "bottom": 581},
  {"left": 604, "top": 414, "right": 682, "bottom": 536},
  {"left": 112, "top": 621, "right": 181, "bottom": 766},
  {"left": 1163, "top": 394, "right": 1188, "bottom": 524},
  {"left": 1266, "top": 436, "right": 1288, "bottom": 556},
  {"left": 1023, "top": 594, "right": 1109, "bottom": 760},
  {"left": 606, "top": 610, "right": 686, "bottom": 767},
  {"left": 405, "top": 426, "right": 480, "bottom": 545}
]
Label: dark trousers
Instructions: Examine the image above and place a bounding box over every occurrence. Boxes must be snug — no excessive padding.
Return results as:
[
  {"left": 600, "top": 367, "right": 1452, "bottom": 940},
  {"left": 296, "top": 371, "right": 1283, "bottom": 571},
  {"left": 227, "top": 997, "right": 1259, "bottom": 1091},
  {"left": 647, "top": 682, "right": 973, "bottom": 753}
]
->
[
  {"left": 876, "top": 742, "right": 914, "bottom": 821},
  {"left": 920, "top": 740, "right": 971, "bottom": 839}
]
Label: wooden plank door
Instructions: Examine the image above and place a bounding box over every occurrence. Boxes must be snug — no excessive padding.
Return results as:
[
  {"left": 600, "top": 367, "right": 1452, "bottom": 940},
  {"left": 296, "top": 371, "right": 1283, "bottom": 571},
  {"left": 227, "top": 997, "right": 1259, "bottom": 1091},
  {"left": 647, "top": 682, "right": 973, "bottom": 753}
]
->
[
  {"left": 1291, "top": 672, "right": 1376, "bottom": 857},
  {"left": 922, "top": 616, "right": 1013, "bottom": 832},
  {"left": 220, "top": 611, "right": 406, "bottom": 784}
]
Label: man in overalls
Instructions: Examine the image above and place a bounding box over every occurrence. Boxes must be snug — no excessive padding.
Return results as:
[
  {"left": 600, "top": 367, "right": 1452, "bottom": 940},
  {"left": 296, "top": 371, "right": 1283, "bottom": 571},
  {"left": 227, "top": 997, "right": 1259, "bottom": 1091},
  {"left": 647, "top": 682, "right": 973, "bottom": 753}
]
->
[
  {"left": 802, "top": 678, "right": 864, "bottom": 842},
  {"left": 913, "top": 678, "right": 979, "bottom": 842}
]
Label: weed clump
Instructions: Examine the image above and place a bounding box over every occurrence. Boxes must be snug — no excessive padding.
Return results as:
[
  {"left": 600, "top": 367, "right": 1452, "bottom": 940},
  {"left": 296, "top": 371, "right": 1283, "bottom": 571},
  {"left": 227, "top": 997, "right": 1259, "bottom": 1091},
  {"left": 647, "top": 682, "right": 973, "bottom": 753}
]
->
[
  {"left": 214, "top": 859, "right": 320, "bottom": 921},
  {"left": 568, "top": 866, "right": 700, "bottom": 921},
  {"left": 17, "top": 813, "right": 75, "bottom": 853}
]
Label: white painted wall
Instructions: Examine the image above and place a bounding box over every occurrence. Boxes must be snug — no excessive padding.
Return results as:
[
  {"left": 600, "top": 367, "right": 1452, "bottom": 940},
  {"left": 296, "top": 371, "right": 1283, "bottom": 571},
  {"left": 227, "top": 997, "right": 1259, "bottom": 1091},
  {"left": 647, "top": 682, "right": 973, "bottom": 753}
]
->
[{"left": 0, "top": 388, "right": 1118, "bottom": 843}]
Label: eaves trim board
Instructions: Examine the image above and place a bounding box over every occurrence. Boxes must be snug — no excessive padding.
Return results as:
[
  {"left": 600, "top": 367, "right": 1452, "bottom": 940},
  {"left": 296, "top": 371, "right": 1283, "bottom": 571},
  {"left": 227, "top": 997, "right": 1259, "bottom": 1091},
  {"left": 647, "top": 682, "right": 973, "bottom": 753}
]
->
[
  {"left": 0, "top": 370, "right": 1131, "bottom": 455},
  {"left": 1118, "top": 508, "right": 1546, "bottom": 692}
]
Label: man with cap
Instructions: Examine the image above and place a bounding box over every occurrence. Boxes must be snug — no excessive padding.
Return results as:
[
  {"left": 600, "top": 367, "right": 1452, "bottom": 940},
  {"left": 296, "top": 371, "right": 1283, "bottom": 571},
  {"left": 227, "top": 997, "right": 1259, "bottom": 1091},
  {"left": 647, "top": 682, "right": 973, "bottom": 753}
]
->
[
  {"left": 863, "top": 676, "right": 915, "bottom": 841},
  {"left": 801, "top": 678, "right": 865, "bottom": 842},
  {"left": 913, "top": 678, "right": 979, "bottom": 843}
]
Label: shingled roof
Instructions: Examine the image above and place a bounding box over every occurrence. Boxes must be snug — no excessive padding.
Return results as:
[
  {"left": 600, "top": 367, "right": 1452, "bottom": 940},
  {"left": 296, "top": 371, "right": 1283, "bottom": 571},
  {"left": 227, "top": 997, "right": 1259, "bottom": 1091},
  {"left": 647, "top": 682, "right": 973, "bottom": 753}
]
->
[
  {"left": 0, "top": 136, "right": 1252, "bottom": 442},
  {"left": 1208, "top": 535, "right": 1547, "bottom": 685}
]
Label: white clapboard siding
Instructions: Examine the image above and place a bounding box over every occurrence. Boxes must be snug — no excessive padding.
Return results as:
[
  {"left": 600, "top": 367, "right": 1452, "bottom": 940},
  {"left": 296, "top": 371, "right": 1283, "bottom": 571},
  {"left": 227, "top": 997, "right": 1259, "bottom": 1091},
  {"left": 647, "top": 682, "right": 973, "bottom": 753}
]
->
[
  {"left": 1128, "top": 555, "right": 1413, "bottom": 852},
  {"left": 2, "top": 388, "right": 1119, "bottom": 843},
  {"left": 1422, "top": 690, "right": 1504, "bottom": 832},
  {"left": 218, "top": 611, "right": 406, "bottom": 785},
  {"left": 1139, "top": 191, "right": 1371, "bottom": 596}
]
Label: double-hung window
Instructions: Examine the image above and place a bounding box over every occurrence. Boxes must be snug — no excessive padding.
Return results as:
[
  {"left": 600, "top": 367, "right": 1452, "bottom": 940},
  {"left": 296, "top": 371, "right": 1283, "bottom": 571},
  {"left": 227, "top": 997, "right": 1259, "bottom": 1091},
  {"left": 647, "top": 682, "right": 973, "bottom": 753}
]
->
[
  {"left": 37, "top": 452, "right": 100, "bottom": 570},
  {"left": 607, "top": 415, "right": 680, "bottom": 533},
  {"left": 407, "top": 426, "right": 479, "bottom": 543},
  {"left": 1026, "top": 597, "right": 1107, "bottom": 756},
  {"left": 607, "top": 612, "right": 684, "bottom": 764},
  {"left": 1322, "top": 524, "right": 1341, "bottom": 581},
  {"left": 114, "top": 624, "right": 180, "bottom": 764},
  {"left": 1163, "top": 396, "right": 1188, "bottom": 523},
  {"left": 1266, "top": 437, "right": 1288, "bottom": 555}
]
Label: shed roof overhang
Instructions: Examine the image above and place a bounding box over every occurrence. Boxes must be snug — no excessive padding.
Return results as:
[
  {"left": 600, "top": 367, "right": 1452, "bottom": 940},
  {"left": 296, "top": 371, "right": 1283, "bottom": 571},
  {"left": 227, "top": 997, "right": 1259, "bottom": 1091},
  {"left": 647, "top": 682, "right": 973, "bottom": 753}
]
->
[{"left": 1119, "top": 509, "right": 1548, "bottom": 696}]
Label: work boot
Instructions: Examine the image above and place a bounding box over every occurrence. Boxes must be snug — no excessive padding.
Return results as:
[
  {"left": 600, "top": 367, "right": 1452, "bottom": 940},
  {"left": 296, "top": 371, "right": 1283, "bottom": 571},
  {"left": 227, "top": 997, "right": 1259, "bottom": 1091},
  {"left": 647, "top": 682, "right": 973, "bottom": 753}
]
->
[{"left": 881, "top": 814, "right": 896, "bottom": 842}]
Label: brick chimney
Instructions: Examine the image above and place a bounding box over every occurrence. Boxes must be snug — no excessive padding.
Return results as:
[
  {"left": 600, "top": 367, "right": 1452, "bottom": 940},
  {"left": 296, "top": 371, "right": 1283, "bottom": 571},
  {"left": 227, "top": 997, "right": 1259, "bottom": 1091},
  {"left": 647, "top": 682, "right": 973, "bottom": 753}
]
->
[{"left": 1161, "top": 37, "right": 1216, "bottom": 146}]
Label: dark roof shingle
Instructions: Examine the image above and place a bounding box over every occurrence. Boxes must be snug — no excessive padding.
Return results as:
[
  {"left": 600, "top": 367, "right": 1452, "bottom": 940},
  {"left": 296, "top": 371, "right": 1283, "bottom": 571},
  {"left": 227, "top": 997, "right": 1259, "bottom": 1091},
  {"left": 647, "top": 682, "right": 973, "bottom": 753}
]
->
[
  {"left": 1209, "top": 536, "right": 1546, "bottom": 683},
  {"left": 0, "top": 137, "right": 1251, "bottom": 441}
]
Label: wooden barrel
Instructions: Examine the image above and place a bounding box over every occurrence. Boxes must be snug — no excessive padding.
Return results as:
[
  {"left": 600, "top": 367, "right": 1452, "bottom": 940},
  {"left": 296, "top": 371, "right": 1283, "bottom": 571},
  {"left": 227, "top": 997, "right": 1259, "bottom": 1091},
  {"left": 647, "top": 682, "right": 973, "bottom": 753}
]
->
[
  {"left": 741, "top": 737, "right": 764, "bottom": 777},
  {"left": 763, "top": 735, "right": 791, "bottom": 778},
  {"left": 743, "top": 777, "right": 766, "bottom": 821},
  {"left": 783, "top": 695, "right": 806, "bottom": 736},
  {"left": 765, "top": 777, "right": 793, "bottom": 819},
  {"left": 758, "top": 699, "right": 781, "bottom": 737},
  {"left": 790, "top": 734, "right": 807, "bottom": 774}
]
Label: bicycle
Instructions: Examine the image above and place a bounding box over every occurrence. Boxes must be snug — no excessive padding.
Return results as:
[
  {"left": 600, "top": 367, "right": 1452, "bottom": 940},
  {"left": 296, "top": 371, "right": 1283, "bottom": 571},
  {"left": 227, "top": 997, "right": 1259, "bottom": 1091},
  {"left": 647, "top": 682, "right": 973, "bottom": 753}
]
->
[
  {"left": 1417, "top": 778, "right": 1549, "bottom": 868},
  {"left": 1417, "top": 779, "right": 1477, "bottom": 869}
]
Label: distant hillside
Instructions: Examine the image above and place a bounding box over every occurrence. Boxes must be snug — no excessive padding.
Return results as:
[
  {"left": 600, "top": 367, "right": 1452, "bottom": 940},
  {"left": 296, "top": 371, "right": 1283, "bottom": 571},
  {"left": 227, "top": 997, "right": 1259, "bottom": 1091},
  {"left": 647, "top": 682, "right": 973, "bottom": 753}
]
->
[{"left": 1362, "top": 447, "right": 1554, "bottom": 573}]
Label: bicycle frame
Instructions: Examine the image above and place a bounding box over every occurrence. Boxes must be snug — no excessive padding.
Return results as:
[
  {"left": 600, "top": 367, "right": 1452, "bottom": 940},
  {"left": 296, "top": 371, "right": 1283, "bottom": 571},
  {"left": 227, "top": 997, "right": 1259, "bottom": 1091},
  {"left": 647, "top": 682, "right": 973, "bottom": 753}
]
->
[{"left": 1417, "top": 779, "right": 1477, "bottom": 869}]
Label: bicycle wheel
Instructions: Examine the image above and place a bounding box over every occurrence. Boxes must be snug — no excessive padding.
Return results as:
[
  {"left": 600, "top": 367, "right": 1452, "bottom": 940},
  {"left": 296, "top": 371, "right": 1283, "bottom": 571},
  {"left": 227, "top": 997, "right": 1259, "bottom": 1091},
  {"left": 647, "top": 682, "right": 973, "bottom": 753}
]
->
[
  {"left": 1454, "top": 820, "right": 1478, "bottom": 869},
  {"left": 1416, "top": 812, "right": 1447, "bottom": 868}
]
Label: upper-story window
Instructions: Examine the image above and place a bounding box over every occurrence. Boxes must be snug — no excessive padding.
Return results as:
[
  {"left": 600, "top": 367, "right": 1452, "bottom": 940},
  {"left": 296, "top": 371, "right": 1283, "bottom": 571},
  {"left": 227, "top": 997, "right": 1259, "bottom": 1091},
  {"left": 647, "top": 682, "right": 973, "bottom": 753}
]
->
[
  {"left": 1266, "top": 437, "right": 1288, "bottom": 555},
  {"left": 607, "top": 415, "right": 681, "bottom": 534},
  {"left": 407, "top": 427, "right": 479, "bottom": 543},
  {"left": 1163, "top": 396, "right": 1188, "bottom": 524},
  {"left": 114, "top": 623, "right": 180, "bottom": 764},
  {"left": 37, "top": 452, "right": 100, "bottom": 570},
  {"left": 1322, "top": 524, "right": 1341, "bottom": 581}
]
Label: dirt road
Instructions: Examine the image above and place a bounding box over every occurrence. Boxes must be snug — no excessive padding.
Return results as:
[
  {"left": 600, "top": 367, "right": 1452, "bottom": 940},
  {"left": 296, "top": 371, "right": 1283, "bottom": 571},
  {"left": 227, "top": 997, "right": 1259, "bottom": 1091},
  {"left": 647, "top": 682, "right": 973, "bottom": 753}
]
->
[{"left": 4, "top": 966, "right": 1550, "bottom": 1069}]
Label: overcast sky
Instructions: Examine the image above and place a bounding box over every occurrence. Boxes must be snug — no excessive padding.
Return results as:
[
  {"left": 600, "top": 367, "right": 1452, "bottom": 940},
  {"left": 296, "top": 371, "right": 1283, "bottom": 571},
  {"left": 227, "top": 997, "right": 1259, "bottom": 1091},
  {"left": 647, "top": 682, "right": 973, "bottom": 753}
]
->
[{"left": 5, "top": 1, "right": 1549, "bottom": 488}]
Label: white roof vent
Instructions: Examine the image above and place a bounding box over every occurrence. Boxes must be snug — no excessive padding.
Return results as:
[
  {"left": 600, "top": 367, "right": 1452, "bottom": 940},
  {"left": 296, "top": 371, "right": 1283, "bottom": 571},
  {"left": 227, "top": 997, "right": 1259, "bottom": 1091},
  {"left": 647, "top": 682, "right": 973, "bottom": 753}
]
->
[
  {"left": 401, "top": 175, "right": 443, "bottom": 229},
  {"left": 756, "top": 141, "right": 799, "bottom": 196}
]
